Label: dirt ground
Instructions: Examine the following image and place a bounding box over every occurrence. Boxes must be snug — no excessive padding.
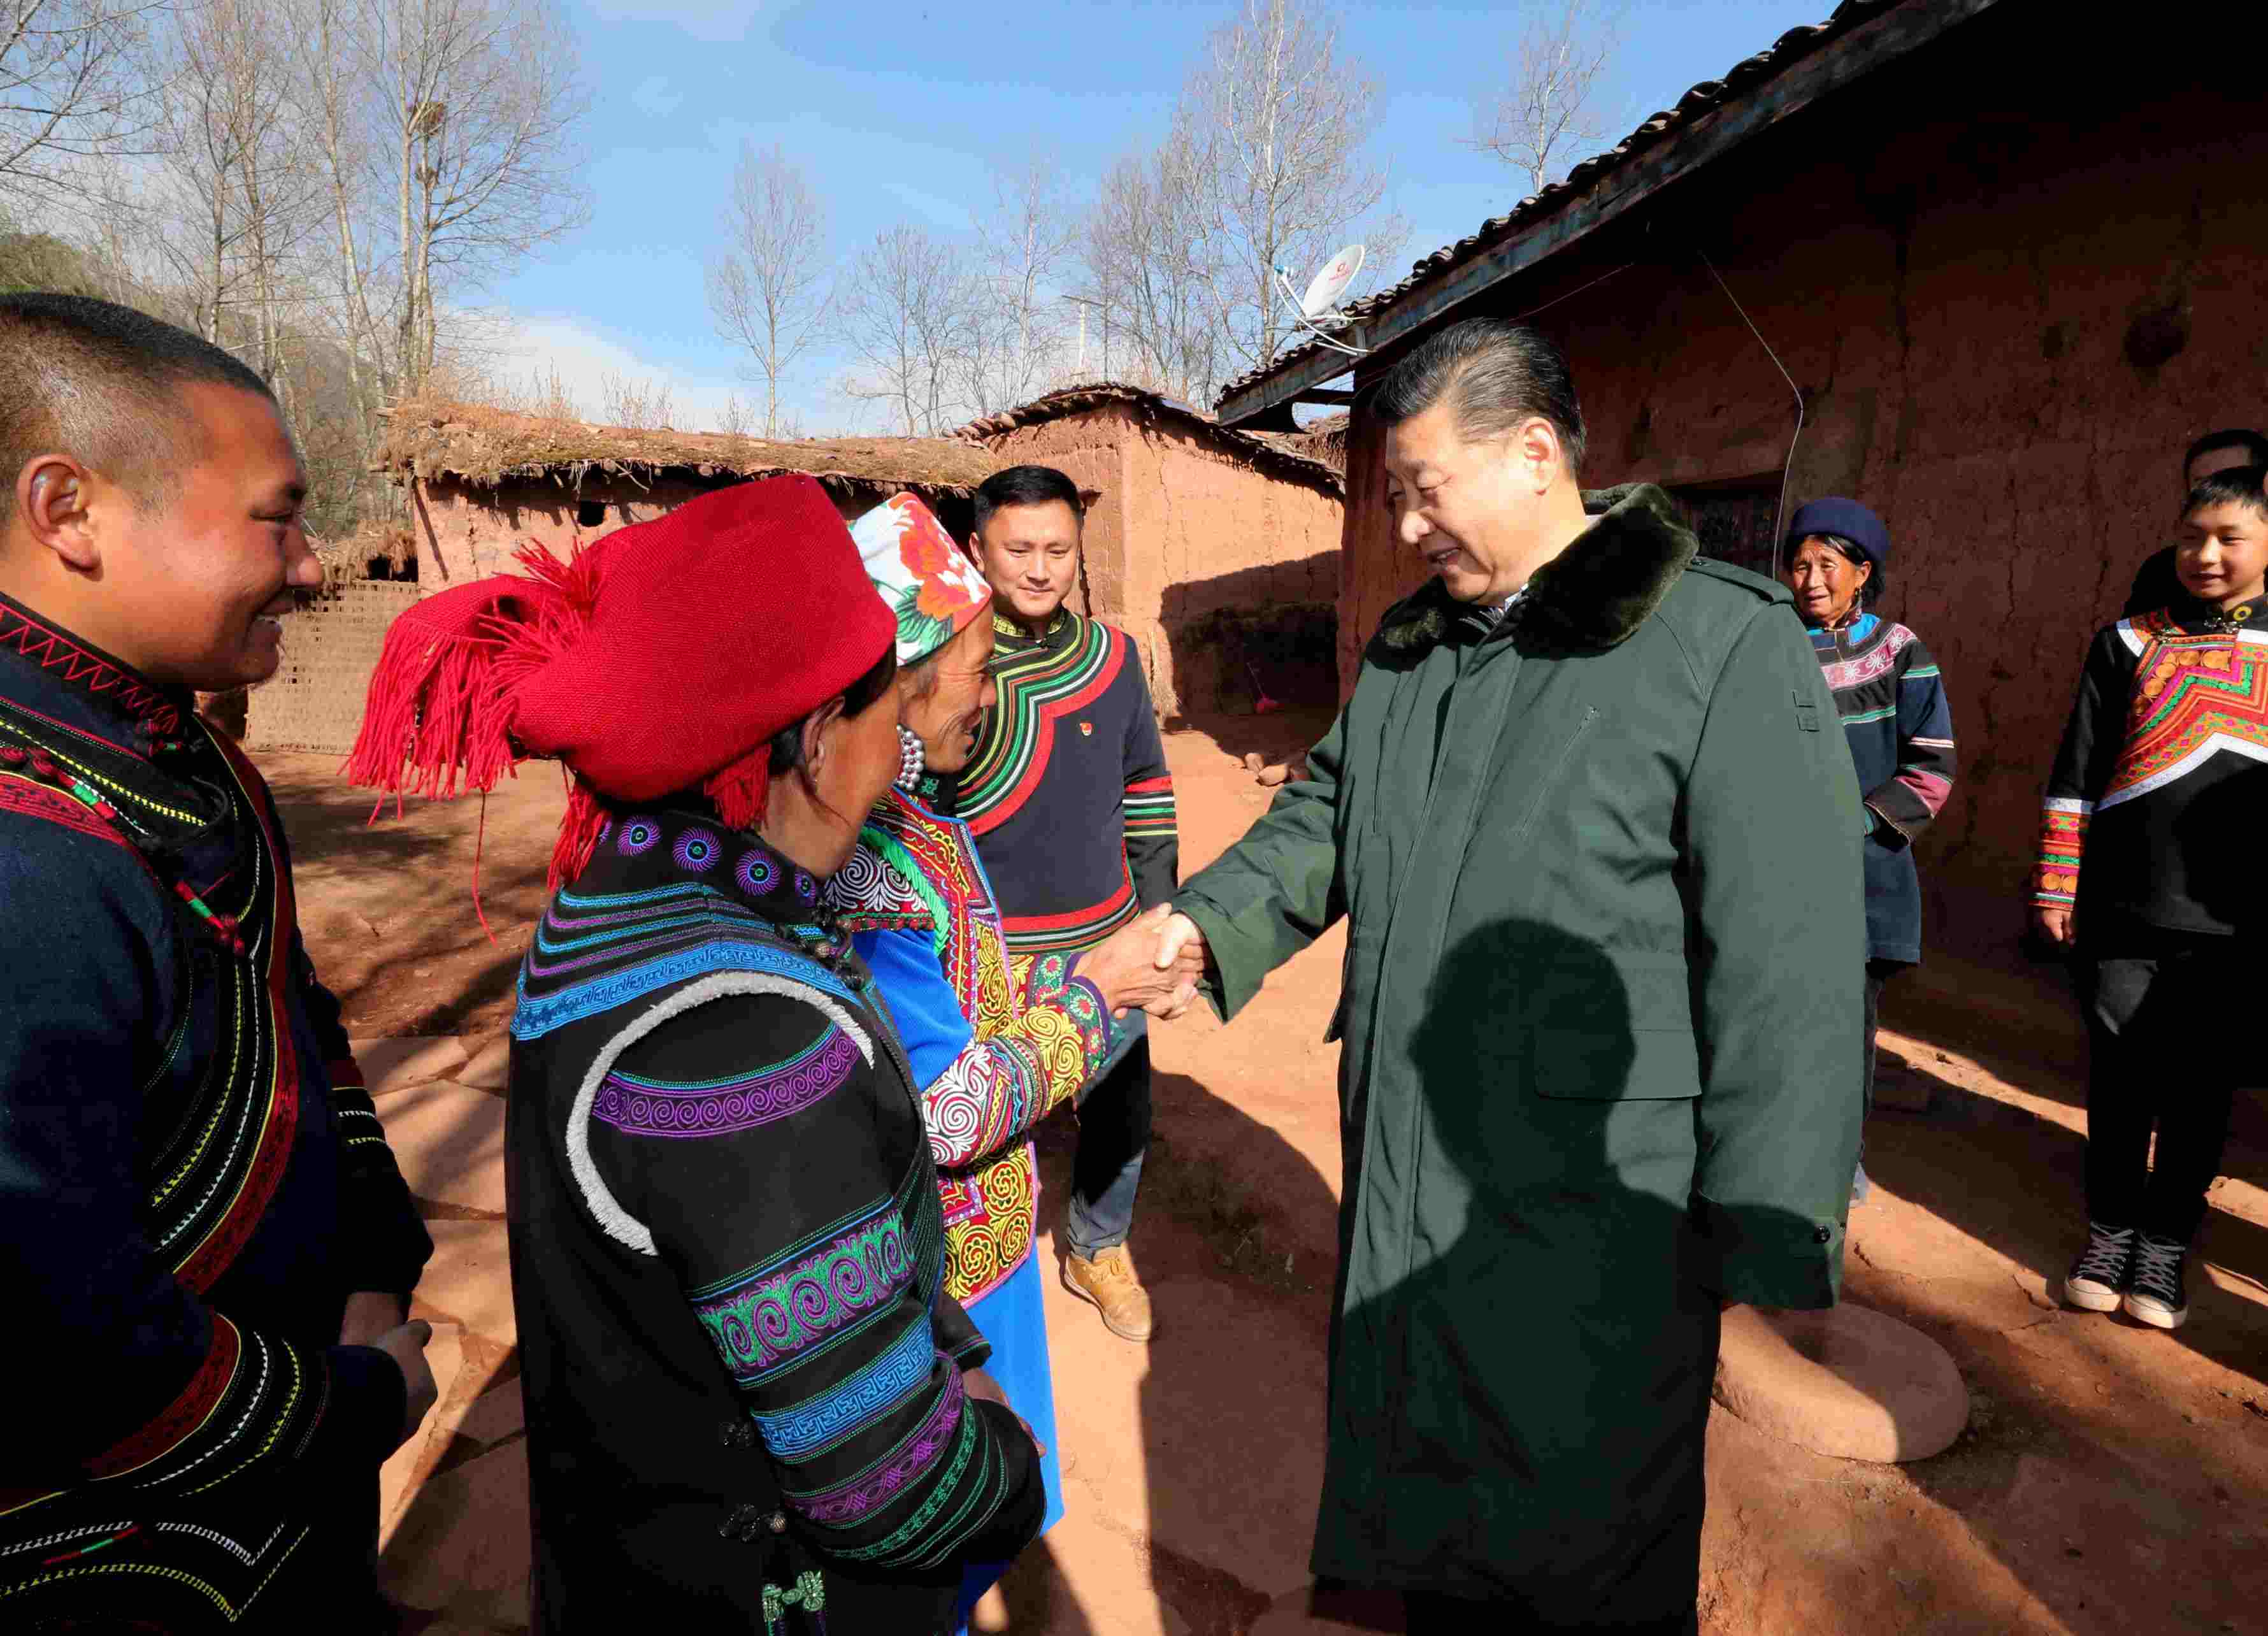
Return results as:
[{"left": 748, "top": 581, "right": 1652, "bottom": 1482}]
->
[{"left": 262, "top": 708, "right": 2268, "bottom": 1636}]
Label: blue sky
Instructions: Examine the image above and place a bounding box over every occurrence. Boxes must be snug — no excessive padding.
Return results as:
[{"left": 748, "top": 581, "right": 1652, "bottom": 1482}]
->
[{"left": 491, "top": 0, "right": 1834, "bottom": 431}]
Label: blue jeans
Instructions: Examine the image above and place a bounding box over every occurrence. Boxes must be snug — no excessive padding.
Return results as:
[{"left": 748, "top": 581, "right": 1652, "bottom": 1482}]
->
[{"left": 1065, "top": 1010, "right": 1149, "bottom": 1258}]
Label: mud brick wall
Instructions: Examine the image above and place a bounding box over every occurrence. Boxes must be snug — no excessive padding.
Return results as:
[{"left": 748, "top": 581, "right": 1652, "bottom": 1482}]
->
[{"left": 245, "top": 580, "right": 426, "bottom": 755}]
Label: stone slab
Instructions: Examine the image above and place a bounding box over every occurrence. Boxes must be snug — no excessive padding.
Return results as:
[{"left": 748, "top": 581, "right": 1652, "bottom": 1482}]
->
[
  {"left": 377, "top": 1078, "right": 506, "bottom": 1214},
  {"left": 1715, "top": 1302, "right": 1969, "bottom": 1464},
  {"left": 455, "top": 1033, "right": 512, "bottom": 1093},
  {"left": 378, "top": 1323, "right": 465, "bottom": 1538},
  {"left": 381, "top": 1438, "right": 531, "bottom": 1628},
  {"left": 411, "top": 1219, "right": 517, "bottom": 1350},
  {"left": 352, "top": 1035, "right": 470, "bottom": 1098},
  {"left": 1249, "top": 1584, "right": 1405, "bottom": 1635}
]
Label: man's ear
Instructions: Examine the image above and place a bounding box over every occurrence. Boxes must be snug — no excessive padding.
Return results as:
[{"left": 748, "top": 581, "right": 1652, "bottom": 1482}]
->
[{"left": 15, "top": 454, "right": 101, "bottom": 571}]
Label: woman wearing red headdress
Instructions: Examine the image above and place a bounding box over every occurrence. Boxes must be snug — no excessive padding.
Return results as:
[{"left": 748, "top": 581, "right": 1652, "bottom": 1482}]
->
[{"left": 349, "top": 475, "right": 1045, "bottom": 1633}]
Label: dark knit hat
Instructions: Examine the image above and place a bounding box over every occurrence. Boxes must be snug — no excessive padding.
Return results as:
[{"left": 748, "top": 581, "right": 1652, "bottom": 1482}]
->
[{"left": 1785, "top": 497, "right": 1891, "bottom": 570}]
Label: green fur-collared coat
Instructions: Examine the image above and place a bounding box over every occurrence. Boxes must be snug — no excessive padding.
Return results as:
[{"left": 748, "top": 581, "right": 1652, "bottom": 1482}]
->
[{"left": 1176, "top": 485, "right": 1868, "bottom": 1619}]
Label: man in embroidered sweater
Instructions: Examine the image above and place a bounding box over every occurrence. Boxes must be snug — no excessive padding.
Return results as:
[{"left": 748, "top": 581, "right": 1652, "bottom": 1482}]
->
[
  {"left": 940, "top": 464, "right": 1177, "bottom": 1341},
  {"left": 0, "top": 296, "right": 434, "bottom": 1630},
  {"left": 2035, "top": 465, "right": 2268, "bottom": 1333}
]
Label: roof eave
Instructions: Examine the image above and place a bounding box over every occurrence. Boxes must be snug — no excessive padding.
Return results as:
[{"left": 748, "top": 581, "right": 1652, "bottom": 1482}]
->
[{"left": 1215, "top": 0, "right": 2002, "bottom": 429}]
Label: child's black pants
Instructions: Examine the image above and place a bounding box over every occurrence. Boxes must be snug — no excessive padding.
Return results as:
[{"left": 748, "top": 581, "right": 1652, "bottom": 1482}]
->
[{"left": 2076, "top": 928, "right": 2257, "bottom": 1244}]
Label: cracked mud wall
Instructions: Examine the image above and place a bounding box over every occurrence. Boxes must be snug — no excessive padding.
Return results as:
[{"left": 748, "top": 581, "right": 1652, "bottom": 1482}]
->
[{"left": 1333, "top": 40, "right": 2267, "bottom": 972}]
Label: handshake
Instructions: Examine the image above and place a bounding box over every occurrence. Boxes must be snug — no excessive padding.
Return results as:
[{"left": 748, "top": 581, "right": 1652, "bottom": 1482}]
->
[{"left": 1078, "top": 903, "right": 1209, "bottom": 1021}]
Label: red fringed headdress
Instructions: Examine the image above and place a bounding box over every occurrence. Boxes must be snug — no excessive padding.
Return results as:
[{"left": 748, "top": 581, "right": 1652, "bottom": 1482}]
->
[{"left": 346, "top": 475, "right": 896, "bottom": 896}]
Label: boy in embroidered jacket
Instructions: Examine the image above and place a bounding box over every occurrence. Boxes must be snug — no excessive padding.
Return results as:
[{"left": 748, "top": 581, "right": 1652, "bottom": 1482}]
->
[
  {"left": 0, "top": 296, "right": 434, "bottom": 1630},
  {"left": 2035, "top": 466, "right": 2268, "bottom": 1333},
  {"left": 348, "top": 477, "right": 1045, "bottom": 1633},
  {"left": 945, "top": 464, "right": 1177, "bottom": 1342}
]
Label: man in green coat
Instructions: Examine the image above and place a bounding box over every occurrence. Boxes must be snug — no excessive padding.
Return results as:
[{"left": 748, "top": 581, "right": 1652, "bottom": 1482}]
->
[{"left": 1157, "top": 319, "right": 1867, "bottom": 1632}]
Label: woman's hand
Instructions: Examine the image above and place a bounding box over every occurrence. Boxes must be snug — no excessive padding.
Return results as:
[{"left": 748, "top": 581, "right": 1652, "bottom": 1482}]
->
[
  {"left": 2032, "top": 905, "right": 2076, "bottom": 948},
  {"left": 964, "top": 1365, "right": 1045, "bottom": 1456},
  {"left": 1079, "top": 904, "right": 1205, "bottom": 1015}
]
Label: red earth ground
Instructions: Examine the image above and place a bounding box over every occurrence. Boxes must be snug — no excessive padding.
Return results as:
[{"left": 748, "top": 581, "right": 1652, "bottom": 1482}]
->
[{"left": 262, "top": 709, "right": 2268, "bottom": 1635}]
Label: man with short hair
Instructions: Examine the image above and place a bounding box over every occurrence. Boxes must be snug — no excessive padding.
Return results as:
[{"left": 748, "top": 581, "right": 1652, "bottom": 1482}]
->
[
  {"left": 0, "top": 293, "right": 435, "bottom": 1631},
  {"left": 2126, "top": 428, "right": 2268, "bottom": 616},
  {"left": 942, "top": 464, "right": 1175, "bottom": 1342},
  {"left": 1156, "top": 318, "right": 1866, "bottom": 1632}
]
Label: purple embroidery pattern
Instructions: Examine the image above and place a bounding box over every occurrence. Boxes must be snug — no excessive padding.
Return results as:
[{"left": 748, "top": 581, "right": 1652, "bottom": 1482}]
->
[
  {"left": 738, "top": 849, "right": 779, "bottom": 896},
  {"left": 592, "top": 1027, "right": 860, "bottom": 1138},
  {"left": 674, "top": 826, "right": 722, "bottom": 872},
  {"left": 616, "top": 817, "right": 660, "bottom": 856},
  {"left": 789, "top": 1366, "right": 966, "bottom": 1527}
]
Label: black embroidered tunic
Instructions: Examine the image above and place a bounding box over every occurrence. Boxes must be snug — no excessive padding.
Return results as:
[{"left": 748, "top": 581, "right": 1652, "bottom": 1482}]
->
[
  {"left": 0, "top": 593, "right": 431, "bottom": 1626},
  {"left": 506, "top": 808, "right": 1045, "bottom": 1633}
]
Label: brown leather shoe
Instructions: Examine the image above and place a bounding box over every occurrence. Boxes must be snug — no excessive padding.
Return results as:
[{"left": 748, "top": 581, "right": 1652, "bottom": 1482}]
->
[{"left": 1063, "top": 1244, "right": 1155, "bottom": 1342}]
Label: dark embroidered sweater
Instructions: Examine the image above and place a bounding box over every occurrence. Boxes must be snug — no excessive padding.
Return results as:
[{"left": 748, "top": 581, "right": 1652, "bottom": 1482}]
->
[
  {"left": 931, "top": 608, "right": 1177, "bottom": 958},
  {"left": 2035, "top": 600, "right": 2268, "bottom": 938},
  {"left": 1804, "top": 612, "right": 1956, "bottom": 965},
  {"left": 506, "top": 810, "right": 1043, "bottom": 1632},
  {"left": 0, "top": 594, "right": 430, "bottom": 1624}
]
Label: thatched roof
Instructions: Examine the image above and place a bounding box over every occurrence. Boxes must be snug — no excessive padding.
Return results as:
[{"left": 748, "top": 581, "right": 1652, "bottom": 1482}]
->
[
  {"left": 374, "top": 399, "right": 1003, "bottom": 497},
  {"left": 1250, "top": 412, "right": 1348, "bottom": 475},
  {"left": 312, "top": 522, "right": 414, "bottom": 585},
  {"left": 954, "top": 382, "right": 1344, "bottom": 499}
]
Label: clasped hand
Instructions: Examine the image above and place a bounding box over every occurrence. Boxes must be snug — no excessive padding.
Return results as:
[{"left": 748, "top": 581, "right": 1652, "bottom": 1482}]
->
[{"left": 1077, "top": 903, "right": 1210, "bottom": 1020}]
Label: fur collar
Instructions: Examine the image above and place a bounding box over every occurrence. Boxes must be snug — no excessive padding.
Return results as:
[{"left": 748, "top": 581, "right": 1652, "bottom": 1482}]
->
[{"left": 1376, "top": 483, "right": 1698, "bottom": 657}]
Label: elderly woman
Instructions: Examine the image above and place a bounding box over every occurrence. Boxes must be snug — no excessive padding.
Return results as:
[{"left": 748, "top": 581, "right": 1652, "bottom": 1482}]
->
[
  {"left": 348, "top": 477, "right": 1045, "bottom": 1634},
  {"left": 830, "top": 495, "right": 1198, "bottom": 1628},
  {"left": 1781, "top": 498, "right": 1957, "bottom": 1200}
]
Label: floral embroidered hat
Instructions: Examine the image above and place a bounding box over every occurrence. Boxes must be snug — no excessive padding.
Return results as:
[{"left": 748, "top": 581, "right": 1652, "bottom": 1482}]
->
[{"left": 849, "top": 492, "right": 993, "bottom": 664}]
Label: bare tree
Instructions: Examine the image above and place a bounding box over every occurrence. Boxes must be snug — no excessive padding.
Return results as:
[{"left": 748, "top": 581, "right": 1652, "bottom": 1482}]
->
[
  {"left": 705, "top": 141, "right": 828, "bottom": 438},
  {"left": 838, "top": 224, "right": 974, "bottom": 436},
  {"left": 1079, "top": 126, "right": 1229, "bottom": 404},
  {"left": 1184, "top": 0, "right": 1402, "bottom": 377},
  {"left": 1466, "top": 0, "right": 1622, "bottom": 195},
  {"left": 956, "top": 159, "right": 1075, "bottom": 413},
  {"left": 0, "top": 0, "right": 155, "bottom": 202},
  {"left": 152, "top": 0, "right": 322, "bottom": 387},
  {"left": 716, "top": 389, "right": 750, "bottom": 436},
  {"left": 598, "top": 366, "right": 675, "bottom": 429}
]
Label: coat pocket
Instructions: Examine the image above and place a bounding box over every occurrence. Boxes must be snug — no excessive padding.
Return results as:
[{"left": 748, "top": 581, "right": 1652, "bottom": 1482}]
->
[{"left": 1523, "top": 955, "right": 1701, "bottom": 1101}]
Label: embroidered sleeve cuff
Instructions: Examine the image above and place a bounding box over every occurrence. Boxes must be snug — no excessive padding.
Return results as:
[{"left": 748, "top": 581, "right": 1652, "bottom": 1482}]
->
[{"left": 2032, "top": 798, "right": 2090, "bottom": 908}]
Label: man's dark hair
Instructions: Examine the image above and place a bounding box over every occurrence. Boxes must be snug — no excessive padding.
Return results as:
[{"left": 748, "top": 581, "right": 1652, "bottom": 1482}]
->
[
  {"left": 1368, "top": 317, "right": 1588, "bottom": 476},
  {"left": 1802, "top": 532, "right": 1888, "bottom": 608},
  {"left": 2185, "top": 428, "right": 2268, "bottom": 477},
  {"left": 2180, "top": 466, "right": 2268, "bottom": 522},
  {"left": 972, "top": 464, "right": 1084, "bottom": 536},
  {"left": 0, "top": 292, "right": 275, "bottom": 526}
]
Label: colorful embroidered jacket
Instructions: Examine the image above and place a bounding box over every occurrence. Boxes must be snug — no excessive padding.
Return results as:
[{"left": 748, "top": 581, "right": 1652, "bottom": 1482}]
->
[
  {"left": 934, "top": 608, "right": 1178, "bottom": 958},
  {"left": 506, "top": 808, "right": 1044, "bottom": 1633},
  {"left": 0, "top": 594, "right": 431, "bottom": 1627},
  {"left": 829, "top": 789, "right": 1116, "bottom": 1305},
  {"left": 1804, "top": 612, "right": 1956, "bottom": 965},
  {"left": 2034, "top": 601, "right": 2268, "bottom": 937}
]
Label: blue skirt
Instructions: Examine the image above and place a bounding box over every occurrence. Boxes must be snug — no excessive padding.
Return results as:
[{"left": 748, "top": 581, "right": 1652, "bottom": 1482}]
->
[{"left": 954, "top": 1250, "right": 1063, "bottom": 1627}]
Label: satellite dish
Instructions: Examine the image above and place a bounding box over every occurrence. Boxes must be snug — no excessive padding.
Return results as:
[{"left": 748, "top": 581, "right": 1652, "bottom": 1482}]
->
[{"left": 1298, "top": 244, "right": 1365, "bottom": 320}]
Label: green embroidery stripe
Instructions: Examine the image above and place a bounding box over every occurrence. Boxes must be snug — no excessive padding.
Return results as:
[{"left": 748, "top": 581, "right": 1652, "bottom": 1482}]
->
[{"left": 834, "top": 1405, "right": 983, "bottom": 1564}]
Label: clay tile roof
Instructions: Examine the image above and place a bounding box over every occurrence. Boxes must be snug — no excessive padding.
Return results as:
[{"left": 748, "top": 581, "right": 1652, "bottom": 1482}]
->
[
  {"left": 374, "top": 398, "right": 1003, "bottom": 496},
  {"left": 954, "top": 381, "right": 1344, "bottom": 498},
  {"left": 1213, "top": 0, "right": 1935, "bottom": 414},
  {"left": 1249, "top": 412, "right": 1349, "bottom": 475}
]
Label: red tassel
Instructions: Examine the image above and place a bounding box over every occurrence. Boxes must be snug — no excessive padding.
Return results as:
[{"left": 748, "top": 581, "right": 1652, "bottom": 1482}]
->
[
  {"left": 547, "top": 777, "right": 610, "bottom": 894},
  {"left": 703, "top": 748, "right": 772, "bottom": 833}
]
